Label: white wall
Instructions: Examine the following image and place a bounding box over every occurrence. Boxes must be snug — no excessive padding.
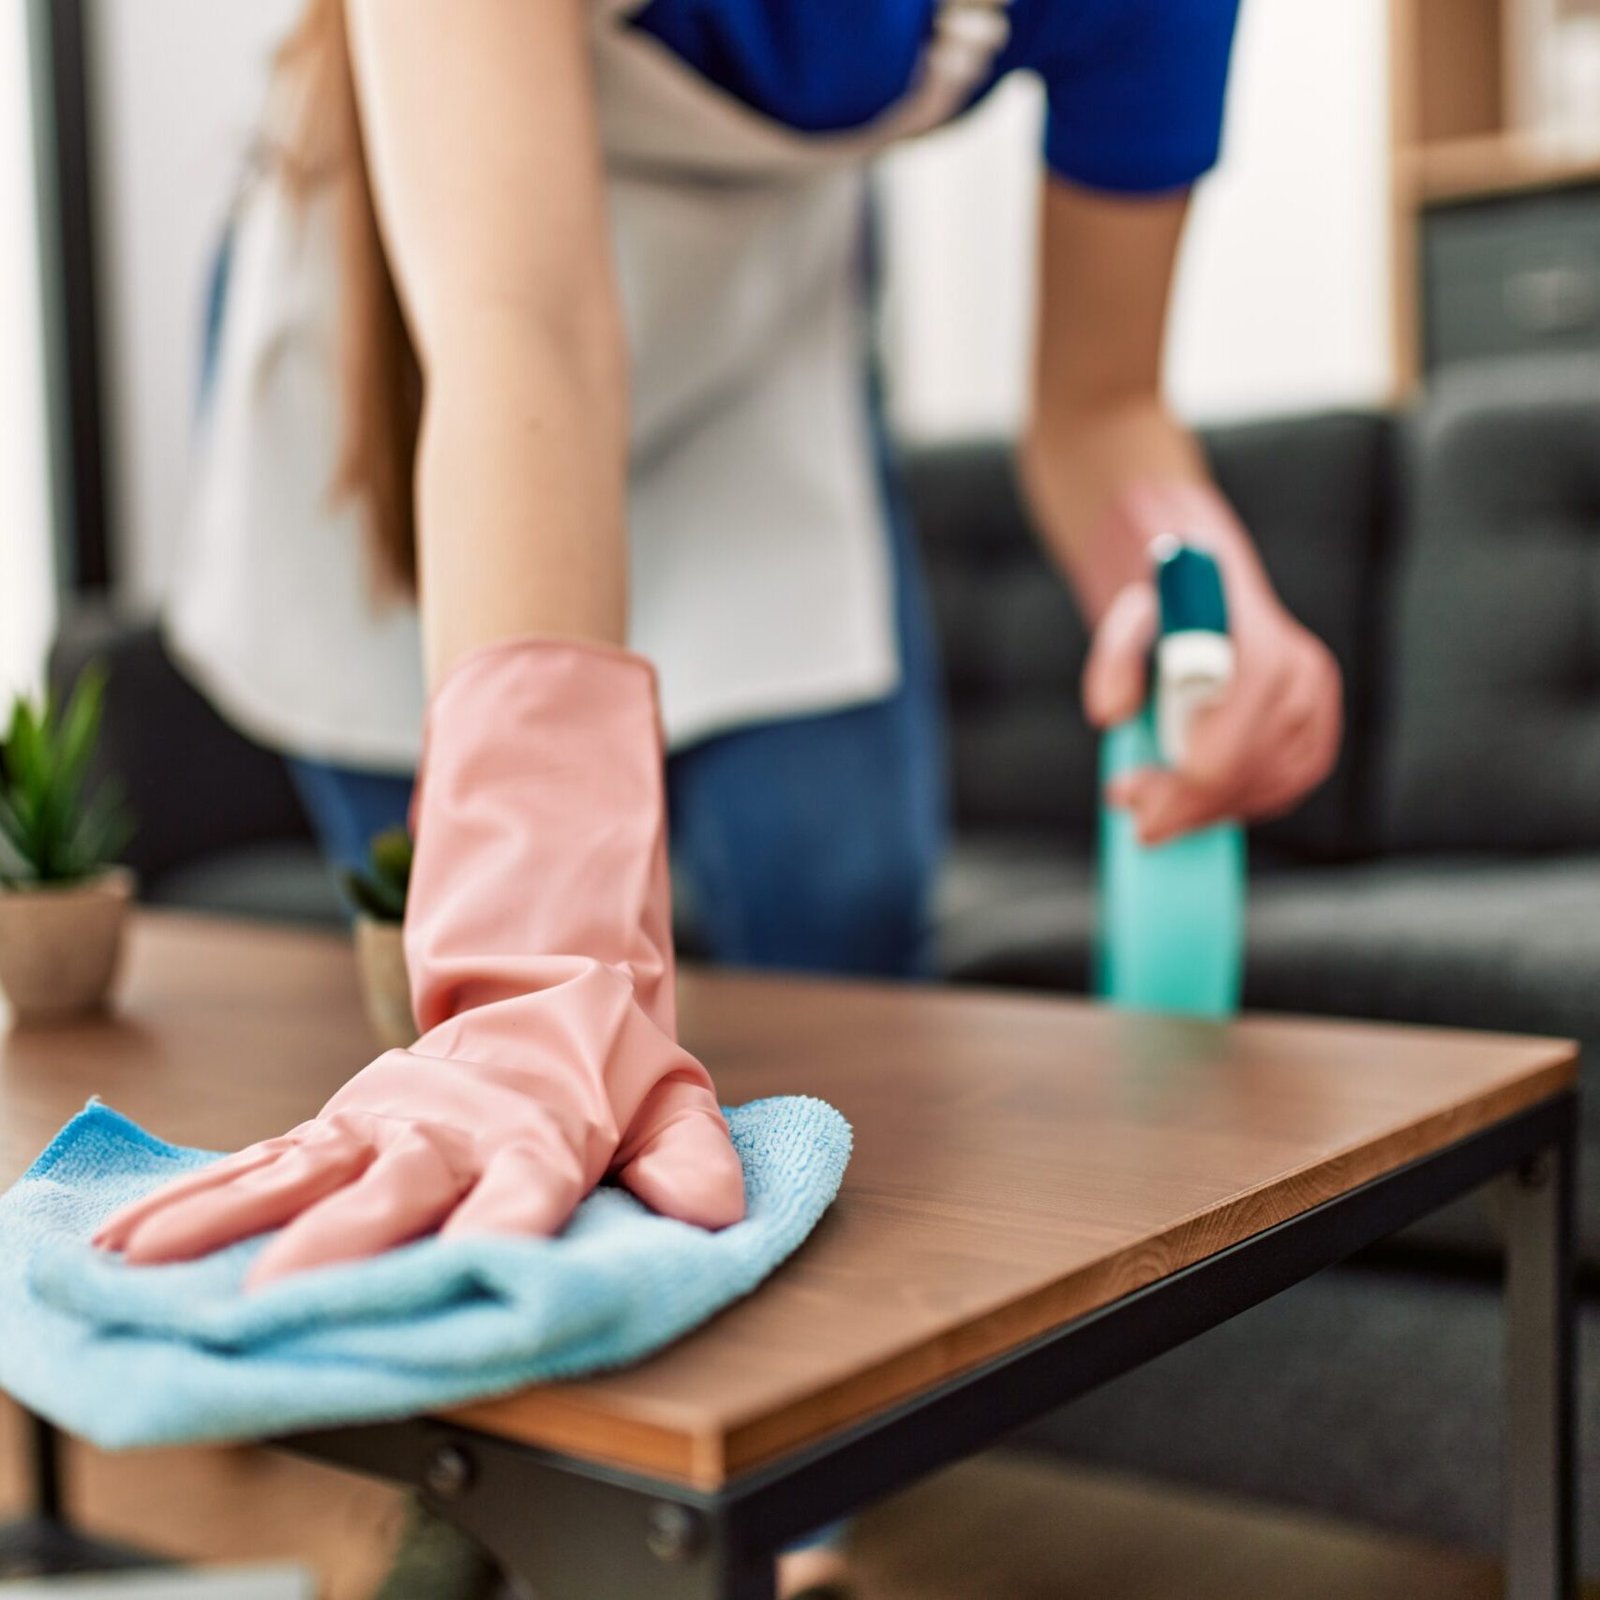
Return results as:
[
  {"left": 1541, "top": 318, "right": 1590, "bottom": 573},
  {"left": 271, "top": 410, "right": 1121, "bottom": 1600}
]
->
[
  {"left": 880, "top": 0, "right": 1394, "bottom": 439},
  {"left": 90, "top": 0, "right": 299, "bottom": 605},
  {"left": 1167, "top": 0, "right": 1393, "bottom": 421},
  {"left": 0, "top": 1, "right": 56, "bottom": 699}
]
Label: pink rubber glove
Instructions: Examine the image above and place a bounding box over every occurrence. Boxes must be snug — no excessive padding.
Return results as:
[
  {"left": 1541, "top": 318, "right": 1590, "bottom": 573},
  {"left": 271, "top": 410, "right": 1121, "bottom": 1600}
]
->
[
  {"left": 94, "top": 639, "right": 745, "bottom": 1287},
  {"left": 1080, "top": 480, "right": 1343, "bottom": 846}
]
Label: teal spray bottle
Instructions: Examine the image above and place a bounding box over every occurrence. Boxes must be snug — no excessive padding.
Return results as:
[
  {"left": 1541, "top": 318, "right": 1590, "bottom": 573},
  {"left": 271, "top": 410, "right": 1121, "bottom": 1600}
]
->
[{"left": 1096, "top": 539, "right": 1245, "bottom": 1018}]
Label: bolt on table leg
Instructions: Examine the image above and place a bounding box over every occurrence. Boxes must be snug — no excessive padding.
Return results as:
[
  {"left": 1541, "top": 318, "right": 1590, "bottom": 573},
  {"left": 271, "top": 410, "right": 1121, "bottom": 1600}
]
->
[
  {"left": 1498, "top": 1121, "right": 1577, "bottom": 1600},
  {"left": 408, "top": 1436, "right": 776, "bottom": 1600}
]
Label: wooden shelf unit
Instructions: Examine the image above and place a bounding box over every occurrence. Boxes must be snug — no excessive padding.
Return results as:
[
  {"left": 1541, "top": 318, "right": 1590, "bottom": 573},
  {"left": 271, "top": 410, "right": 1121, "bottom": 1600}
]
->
[
  {"left": 1406, "top": 133, "right": 1600, "bottom": 203},
  {"left": 1389, "top": 0, "right": 1600, "bottom": 385}
]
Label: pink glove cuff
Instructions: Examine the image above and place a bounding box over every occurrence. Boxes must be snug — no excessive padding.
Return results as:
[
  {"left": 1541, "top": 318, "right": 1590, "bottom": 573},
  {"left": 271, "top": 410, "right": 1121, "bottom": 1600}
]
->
[{"left": 406, "top": 635, "right": 677, "bottom": 1036}]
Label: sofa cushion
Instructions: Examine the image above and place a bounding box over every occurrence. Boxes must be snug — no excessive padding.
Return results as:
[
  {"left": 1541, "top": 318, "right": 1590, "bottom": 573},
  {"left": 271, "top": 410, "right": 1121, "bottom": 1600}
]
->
[
  {"left": 147, "top": 840, "right": 346, "bottom": 927},
  {"left": 937, "top": 840, "right": 1599, "bottom": 1269},
  {"left": 1383, "top": 356, "right": 1600, "bottom": 851},
  {"left": 903, "top": 411, "right": 1395, "bottom": 862}
]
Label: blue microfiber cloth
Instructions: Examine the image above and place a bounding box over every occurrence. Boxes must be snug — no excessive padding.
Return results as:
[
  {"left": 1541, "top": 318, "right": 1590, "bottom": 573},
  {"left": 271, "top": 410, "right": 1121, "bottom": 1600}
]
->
[{"left": 0, "top": 1097, "right": 850, "bottom": 1450}]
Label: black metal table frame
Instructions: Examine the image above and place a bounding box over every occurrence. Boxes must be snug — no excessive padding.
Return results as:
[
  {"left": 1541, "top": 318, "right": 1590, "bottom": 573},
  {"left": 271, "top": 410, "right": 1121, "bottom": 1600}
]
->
[
  {"left": 5, "top": 1090, "right": 1577, "bottom": 1597},
  {"left": 276, "top": 1089, "right": 1578, "bottom": 1600}
]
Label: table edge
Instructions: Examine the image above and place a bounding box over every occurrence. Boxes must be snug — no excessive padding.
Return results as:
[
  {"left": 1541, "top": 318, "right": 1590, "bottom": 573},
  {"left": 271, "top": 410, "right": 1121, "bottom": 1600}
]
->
[{"left": 442, "top": 1043, "right": 1578, "bottom": 1488}]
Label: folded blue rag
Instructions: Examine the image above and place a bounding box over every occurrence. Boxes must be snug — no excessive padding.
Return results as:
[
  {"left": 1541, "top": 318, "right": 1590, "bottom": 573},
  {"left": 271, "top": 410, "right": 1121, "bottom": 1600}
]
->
[{"left": 0, "top": 1098, "right": 850, "bottom": 1450}]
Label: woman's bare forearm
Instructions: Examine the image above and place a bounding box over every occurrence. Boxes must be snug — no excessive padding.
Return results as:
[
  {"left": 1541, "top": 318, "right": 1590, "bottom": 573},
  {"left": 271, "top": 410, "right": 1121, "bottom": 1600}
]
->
[
  {"left": 1019, "top": 181, "right": 1271, "bottom": 626},
  {"left": 415, "top": 310, "right": 629, "bottom": 681},
  {"left": 345, "top": 0, "right": 628, "bottom": 685},
  {"left": 1021, "top": 395, "right": 1211, "bottom": 622}
]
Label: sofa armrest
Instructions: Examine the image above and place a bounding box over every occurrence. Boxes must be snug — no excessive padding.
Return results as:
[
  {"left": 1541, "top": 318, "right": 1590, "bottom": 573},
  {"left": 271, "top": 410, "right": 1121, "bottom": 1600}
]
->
[{"left": 48, "top": 603, "right": 312, "bottom": 889}]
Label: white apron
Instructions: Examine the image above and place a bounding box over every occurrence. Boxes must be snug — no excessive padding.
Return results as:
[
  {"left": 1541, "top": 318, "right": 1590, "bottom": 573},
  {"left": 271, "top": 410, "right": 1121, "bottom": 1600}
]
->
[{"left": 165, "top": 0, "right": 1012, "bottom": 765}]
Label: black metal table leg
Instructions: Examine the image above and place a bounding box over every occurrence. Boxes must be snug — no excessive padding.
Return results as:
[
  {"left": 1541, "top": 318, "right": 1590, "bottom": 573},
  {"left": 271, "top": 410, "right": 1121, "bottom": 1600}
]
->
[
  {"left": 420, "top": 1452, "right": 777, "bottom": 1599},
  {"left": 295, "top": 1424, "right": 778, "bottom": 1600},
  {"left": 1499, "top": 1113, "right": 1577, "bottom": 1600},
  {"left": 0, "top": 1413, "right": 171, "bottom": 1579},
  {"left": 30, "top": 1408, "right": 60, "bottom": 1521}
]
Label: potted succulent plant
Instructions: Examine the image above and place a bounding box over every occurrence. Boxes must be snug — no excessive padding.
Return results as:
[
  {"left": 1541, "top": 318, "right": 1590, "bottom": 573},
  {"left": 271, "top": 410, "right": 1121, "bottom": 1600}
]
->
[
  {"left": 343, "top": 824, "right": 417, "bottom": 1049},
  {"left": 0, "top": 665, "right": 135, "bottom": 1023}
]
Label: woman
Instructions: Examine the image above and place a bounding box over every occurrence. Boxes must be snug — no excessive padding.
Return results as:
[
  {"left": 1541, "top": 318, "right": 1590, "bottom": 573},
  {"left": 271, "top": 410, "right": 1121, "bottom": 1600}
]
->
[{"left": 104, "top": 0, "right": 1339, "bottom": 1588}]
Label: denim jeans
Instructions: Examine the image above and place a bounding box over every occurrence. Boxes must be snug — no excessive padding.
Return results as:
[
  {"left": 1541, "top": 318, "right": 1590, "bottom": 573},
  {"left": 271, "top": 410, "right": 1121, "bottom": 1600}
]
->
[{"left": 287, "top": 458, "right": 948, "bottom": 983}]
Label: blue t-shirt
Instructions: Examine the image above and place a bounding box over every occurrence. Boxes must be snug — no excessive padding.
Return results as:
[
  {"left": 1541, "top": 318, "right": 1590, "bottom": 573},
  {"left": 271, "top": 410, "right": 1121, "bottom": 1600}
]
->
[{"left": 630, "top": 0, "right": 1241, "bottom": 193}]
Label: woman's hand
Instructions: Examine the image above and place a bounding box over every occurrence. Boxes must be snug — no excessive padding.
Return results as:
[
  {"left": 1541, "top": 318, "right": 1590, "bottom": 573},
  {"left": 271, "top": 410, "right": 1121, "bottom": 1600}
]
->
[
  {"left": 1083, "top": 539, "right": 1343, "bottom": 846},
  {"left": 93, "top": 974, "right": 742, "bottom": 1288},
  {"left": 95, "top": 641, "right": 746, "bottom": 1288}
]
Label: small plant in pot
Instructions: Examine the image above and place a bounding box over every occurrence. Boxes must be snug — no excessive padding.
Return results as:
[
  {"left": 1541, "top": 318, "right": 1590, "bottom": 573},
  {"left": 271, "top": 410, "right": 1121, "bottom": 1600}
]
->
[
  {"left": 0, "top": 665, "right": 135, "bottom": 1024},
  {"left": 343, "top": 825, "right": 417, "bottom": 1049}
]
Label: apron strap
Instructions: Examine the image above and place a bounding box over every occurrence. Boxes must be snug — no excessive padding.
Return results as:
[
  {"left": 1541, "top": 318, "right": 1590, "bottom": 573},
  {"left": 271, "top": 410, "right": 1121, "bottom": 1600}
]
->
[
  {"left": 595, "top": 0, "right": 1013, "bottom": 154},
  {"left": 890, "top": 0, "right": 1014, "bottom": 141}
]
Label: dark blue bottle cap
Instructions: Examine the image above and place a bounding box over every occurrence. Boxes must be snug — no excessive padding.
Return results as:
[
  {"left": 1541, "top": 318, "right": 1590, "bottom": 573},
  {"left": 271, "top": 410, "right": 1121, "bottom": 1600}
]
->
[{"left": 1153, "top": 539, "right": 1228, "bottom": 637}]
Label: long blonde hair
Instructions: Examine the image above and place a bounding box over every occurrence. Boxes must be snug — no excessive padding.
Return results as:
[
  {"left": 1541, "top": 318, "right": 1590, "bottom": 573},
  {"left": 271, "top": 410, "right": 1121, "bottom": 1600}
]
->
[{"left": 273, "top": 0, "right": 420, "bottom": 593}]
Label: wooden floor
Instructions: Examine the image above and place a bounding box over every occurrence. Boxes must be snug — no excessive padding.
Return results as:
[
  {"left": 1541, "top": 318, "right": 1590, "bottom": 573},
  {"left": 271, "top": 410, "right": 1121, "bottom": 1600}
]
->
[{"left": 7, "top": 1397, "right": 1585, "bottom": 1599}]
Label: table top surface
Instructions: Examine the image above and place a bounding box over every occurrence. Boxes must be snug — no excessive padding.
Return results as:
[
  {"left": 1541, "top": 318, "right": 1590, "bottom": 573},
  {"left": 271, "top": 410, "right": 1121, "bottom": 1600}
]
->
[{"left": 0, "top": 912, "right": 1576, "bottom": 1489}]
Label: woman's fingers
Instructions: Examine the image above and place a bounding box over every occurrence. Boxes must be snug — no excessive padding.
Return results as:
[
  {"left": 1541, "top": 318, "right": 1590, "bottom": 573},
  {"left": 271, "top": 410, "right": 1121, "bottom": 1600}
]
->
[
  {"left": 618, "top": 1109, "right": 746, "bottom": 1230},
  {"left": 1247, "top": 675, "right": 1339, "bottom": 814},
  {"left": 1115, "top": 702, "right": 1337, "bottom": 844},
  {"left": 1083, "top": 583, "right": 1159, "bottom": 729},
  {"left": 242, "top": 1102, "right": 743, "bottom": 1285},
  {"left": 121, "top": 1123, "right": 375, "bottom": 1266},
  {"left": 1212, "top": 648, "right": 1340, "bottom": 822},
  {"left": 1114, "top": 766, "right": 1234, "bottom": 846},
  {"left": 246, "top": 1124, "right": 471, "bottom": 1288},
  {"left": 439, "top": 1139, "right": 588, "bottom": 1241},
  {"left": 1108, "top": 622, "right": 1341, "bottom": 844},
  {"left": 1178, "top": 665, "right": 1273, "bottom": 796},
  {"left": 91, "top": 1132, "right": 308, "bottom": 1252}
]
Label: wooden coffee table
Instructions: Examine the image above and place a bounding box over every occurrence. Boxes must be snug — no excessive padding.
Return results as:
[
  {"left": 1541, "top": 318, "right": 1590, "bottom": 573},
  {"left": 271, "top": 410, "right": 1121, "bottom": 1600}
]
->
[{"left": 0, "top": 913, "right": 1580, "bottom": 1598}]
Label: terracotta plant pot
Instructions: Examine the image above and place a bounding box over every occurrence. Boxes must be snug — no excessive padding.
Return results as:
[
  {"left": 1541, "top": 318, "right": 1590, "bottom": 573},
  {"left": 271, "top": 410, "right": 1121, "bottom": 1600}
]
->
[
  {"left": 0, "top": 866, "right": 135, "bottom": 1025},
  {"left": 354, "top": 914, "right": 417, "bottom": 1050}
]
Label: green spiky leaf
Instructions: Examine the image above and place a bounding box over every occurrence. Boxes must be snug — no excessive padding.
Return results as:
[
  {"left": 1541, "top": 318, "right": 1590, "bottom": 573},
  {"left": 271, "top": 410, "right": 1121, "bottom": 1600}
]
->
[
  {"left": 56, "top": 663, "right": 107, "bottom": 799},
  {"left": 0, "top": 662, "right": 136, "bottom": 887},
  {"left": 341, "top": 824, "right": 413, "bottom": 921}
]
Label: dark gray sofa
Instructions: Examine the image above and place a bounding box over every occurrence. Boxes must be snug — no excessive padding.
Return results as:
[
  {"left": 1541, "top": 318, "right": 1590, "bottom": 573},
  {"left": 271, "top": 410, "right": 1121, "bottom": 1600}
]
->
[{"left": 49, "top": 356, "right": 1598, "bottom": 1569}]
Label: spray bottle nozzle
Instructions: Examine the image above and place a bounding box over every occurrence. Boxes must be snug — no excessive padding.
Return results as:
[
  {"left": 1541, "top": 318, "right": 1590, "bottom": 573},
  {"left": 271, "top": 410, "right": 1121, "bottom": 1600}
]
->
[{"left": 1152, "top": 541, "right": 1233, "bottom": 769}]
